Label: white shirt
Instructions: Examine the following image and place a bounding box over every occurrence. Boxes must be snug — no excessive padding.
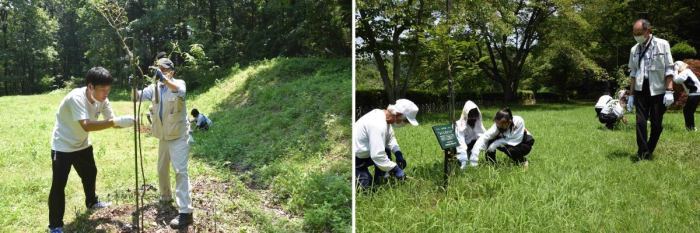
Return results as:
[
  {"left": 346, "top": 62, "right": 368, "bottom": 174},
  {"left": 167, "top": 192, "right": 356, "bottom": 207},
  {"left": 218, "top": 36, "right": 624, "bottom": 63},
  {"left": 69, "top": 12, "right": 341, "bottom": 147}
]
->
[
  {"left": 454, "top": 101, "right": 485, "bottom": 159},
  {"left": 51, "top": 87, "right": 115, "bottom": 152},
  {"left": 353, "top": 109, "right": 397, "bottom": 172},
  {"left": 195, "top": 114, "right": 213, "bottom": 127},
  {"left": 673, "top": 69, "right": 700, "bottom": 96},
  {"left": 628, "top": 35, "right": 675, "bottom": 96},
  {"left": 601, "top": 99, "right": 624, "bottom": 118},
  {"left": 471, "top": 116, "right": 529, "bottom": 159},
  {"left": 595, "top": 95, "right": 612, "bottom": 109}
]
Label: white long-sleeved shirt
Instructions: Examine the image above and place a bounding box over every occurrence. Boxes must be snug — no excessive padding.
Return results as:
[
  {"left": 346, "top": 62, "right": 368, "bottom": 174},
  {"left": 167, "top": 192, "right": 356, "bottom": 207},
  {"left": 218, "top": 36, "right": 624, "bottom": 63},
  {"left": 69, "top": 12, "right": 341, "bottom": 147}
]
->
[
  {"left": 454, "top": 101, "right": 485, "bottom": 160},
  {"left": 601, "top": 99, "right": 624, "bottom": 119},
  {"left": 471, "top": 116, "right": 529, "bottom": 161},
  {"left": 195, "top": 114, "right": 213, "bottom": 127},
  {"left": 673, "top": 69, "right": 700, "bottom": 96},
  {"left": 628, "top": 35, "right": 675, "bottom": 96},
  {"left": 354, "top": 109, "right": 397, "bottom": 172},
  {"left": 595, "top": 95, "right": 612, "bottom": 109}
]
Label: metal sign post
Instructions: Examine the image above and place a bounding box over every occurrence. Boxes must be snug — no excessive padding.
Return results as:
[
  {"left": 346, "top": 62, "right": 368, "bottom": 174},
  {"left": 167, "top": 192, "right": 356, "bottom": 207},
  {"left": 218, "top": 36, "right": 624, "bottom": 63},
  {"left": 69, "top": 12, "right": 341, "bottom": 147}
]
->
[{"left": 432, "top": 124, "right": 458, "bottom": 189}]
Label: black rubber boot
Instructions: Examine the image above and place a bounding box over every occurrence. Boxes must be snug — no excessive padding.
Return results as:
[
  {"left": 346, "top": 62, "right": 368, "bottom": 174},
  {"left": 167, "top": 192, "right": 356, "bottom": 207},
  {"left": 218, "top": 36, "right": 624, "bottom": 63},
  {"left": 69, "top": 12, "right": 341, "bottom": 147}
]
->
[{"left": 169, "top": 213, "right": 193, "bottom": 229}]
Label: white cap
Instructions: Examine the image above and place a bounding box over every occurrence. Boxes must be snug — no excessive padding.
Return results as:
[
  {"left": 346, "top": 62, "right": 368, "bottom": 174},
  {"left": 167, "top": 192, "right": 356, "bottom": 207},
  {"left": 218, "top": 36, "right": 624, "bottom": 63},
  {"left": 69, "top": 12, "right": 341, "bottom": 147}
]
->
[
  {"left": 674, "top": 61, "right": 687, "bottom": 72},
  {"left": 393, "top": 99, "right": 419, "bottom": 126}
]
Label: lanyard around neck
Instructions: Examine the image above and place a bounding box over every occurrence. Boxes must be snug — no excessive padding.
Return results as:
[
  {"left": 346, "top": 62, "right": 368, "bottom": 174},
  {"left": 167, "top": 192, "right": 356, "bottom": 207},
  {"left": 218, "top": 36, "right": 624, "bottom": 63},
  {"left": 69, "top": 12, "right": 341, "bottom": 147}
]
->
[{"left": 637, "top": 36, "right": 653, "bottom": 69}]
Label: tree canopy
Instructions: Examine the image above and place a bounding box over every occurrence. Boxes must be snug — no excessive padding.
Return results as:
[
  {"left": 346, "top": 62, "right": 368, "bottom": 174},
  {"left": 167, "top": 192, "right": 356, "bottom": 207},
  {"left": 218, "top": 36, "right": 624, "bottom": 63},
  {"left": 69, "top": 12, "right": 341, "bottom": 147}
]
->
[
  {"left": 356, "top": 0, "right": 700, "bottom": 102},
  {"left": 0, "top": 0, "right": 351, "bottom": 96}
]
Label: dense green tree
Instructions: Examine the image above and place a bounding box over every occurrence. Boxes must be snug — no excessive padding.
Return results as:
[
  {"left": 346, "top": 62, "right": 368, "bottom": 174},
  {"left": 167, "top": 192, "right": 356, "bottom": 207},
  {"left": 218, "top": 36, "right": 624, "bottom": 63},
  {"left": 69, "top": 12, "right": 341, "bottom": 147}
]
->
[{"left": 0, "top": 0, "right": 351, "bottom": 96}]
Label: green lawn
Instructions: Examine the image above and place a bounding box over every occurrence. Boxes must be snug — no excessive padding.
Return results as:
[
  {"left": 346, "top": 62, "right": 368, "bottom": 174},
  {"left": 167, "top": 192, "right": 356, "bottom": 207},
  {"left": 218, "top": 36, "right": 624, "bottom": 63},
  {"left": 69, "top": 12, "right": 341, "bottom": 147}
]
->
[
  {"left": 0, "top": 57, "right": 351, "bottom": 232},
  {"left": 356, "top": 103, "right": 700, "bottom": 232}
]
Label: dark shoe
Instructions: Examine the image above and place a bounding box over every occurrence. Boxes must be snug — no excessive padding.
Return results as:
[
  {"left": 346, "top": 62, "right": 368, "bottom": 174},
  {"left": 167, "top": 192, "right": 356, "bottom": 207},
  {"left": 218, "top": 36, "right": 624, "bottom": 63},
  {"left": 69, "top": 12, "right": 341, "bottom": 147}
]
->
[
  {"left": 485, "top": 152, "right": 497, "bottom": 164},
  {"left": 169, "top": 213, "right": 193, "bottom": 229},
  {"left": 48, "top": 227, "right": 63, "bottom": 233},
  {"left": 634, "top": 152, "right": 645, "bottom": 162},
  {"left": 637, "top": 152, "right": 652, "bottom": 161}
]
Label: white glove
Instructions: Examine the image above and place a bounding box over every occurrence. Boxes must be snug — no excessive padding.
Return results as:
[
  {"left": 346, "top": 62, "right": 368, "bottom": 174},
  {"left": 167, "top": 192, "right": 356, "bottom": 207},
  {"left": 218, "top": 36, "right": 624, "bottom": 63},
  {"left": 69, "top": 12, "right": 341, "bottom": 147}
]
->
[
  {"left": 487, "top": 143, "right": 500, "bottom": 152},
  {"left": 187, "top": 134, "right": 195, "bottom": 145},
  {"left": 470, "top": 149, "right": 480, "bottom": 159},
  {"left": 663, "top": 91, "right": 674, "bottom": 107},
  {"left": 456, "top": 150, "right": 469, "bottom": 163},
  {"left": 113, "top": 116, "right": 135, "bottom": 128}
]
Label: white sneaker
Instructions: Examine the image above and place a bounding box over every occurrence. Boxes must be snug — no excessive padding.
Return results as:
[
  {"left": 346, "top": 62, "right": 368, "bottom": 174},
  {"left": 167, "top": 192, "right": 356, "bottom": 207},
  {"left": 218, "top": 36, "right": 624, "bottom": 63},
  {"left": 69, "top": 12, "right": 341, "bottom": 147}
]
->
[
  {"left": 90, "top": 201, "right": 111, "bottom": 209},
  {"left": 522, "top": 161, "right": 529, "bottom": 168},
  {"left": 469, "top": 161, "right": 478, "bottom": 167}
]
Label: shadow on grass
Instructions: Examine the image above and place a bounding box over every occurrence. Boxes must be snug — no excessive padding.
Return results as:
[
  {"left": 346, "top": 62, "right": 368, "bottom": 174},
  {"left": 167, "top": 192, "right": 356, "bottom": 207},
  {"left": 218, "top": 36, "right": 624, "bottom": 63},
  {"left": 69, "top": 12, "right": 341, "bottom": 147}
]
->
[
  {"left": 606, "top": 149, "right": 636, "bottom": 161},
  {"left": 62, "top": 202, "right": 181, "bottom": 233},
  {"left": 63, "top": 209, "right": 131, "bottom": 233}
]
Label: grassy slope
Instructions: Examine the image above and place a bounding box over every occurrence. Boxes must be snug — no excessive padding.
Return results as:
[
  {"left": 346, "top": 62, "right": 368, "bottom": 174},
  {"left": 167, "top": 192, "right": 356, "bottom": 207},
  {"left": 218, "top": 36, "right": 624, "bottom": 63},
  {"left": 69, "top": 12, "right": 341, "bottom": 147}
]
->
[
  {"left": 189, "top": 57, "right": 352, "bottom": 232},
  {"left": 356, "top": 103, "right": 700, "bottom": 232},
  {"left": 0, "top": 57, "right": 351, "bottom": 232}
]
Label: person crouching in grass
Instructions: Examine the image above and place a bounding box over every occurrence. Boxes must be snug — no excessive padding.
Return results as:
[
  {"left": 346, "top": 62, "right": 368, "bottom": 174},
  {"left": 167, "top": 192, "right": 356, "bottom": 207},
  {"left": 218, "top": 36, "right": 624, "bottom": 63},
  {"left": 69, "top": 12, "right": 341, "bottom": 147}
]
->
[{"left": 471, "top": 107, "right": 535, "bottom": 167}]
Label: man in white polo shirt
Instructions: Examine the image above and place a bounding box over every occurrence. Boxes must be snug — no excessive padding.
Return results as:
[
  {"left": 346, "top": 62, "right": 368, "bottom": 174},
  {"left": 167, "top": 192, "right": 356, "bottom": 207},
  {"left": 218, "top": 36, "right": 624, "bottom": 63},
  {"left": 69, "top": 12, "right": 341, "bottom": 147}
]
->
[
  {"left": 627, "top": 19, "right": 675, "bottom": 161},
  {"left": 354, "top": 99, "right": 419, "bottom": 189},
  {"left": 134, "top": 58, "right": 194, "bottom": 229},
  {"left": 48, "top": 67, "right": 134, "bottom": 233}
]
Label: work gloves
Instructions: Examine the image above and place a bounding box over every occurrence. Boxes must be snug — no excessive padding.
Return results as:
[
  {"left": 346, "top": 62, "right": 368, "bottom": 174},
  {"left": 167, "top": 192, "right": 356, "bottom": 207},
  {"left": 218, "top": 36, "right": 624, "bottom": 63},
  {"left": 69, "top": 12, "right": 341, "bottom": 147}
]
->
[
  {"left": 394, "top": 150, "right": 407, "bottom": 169},
  {"left": 114, "top": 116, "right": 135, "bottom": 128},
  {"left": 663, "top": 91, "right": 674, "bottom": 107},
  {"left": 155, "top": 69, "right": 166, "bottom": 82},
  {"left": 390, "top": 165, "right": 405, "bottom": 180}
]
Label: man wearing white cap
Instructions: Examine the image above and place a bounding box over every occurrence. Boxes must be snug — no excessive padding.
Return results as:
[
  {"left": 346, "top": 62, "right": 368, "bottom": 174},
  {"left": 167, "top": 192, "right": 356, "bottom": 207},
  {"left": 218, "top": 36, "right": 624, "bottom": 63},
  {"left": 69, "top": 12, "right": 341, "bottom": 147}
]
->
[
  {"left": 354, "top": 99, "right": 419, "bottom": 188},
  {"left": 134, "top": 58, "right": 194, "bottom": 229}
]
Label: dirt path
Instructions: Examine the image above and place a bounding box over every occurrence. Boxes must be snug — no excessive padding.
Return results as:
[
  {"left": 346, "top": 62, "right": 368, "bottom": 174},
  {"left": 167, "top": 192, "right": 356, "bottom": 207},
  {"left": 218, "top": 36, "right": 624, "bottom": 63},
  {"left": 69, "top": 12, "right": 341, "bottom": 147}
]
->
[{"left": 63, "top": 176, "right": 301, "bottom": 232}]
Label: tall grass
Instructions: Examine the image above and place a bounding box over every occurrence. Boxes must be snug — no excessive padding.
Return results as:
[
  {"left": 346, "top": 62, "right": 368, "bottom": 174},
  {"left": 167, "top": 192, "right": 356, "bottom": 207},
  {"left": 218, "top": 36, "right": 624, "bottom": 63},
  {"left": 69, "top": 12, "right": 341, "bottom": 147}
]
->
[{"left": 356, "top": 103, "right": 700, "bottom": 232}]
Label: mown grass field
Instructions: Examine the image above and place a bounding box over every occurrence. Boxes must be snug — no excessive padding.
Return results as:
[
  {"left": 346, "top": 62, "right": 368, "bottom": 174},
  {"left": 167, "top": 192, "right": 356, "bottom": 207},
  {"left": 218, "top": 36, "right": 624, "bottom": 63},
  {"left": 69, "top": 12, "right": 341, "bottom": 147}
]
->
[
  {"left": 356, "top": 103, "right": 700, "bottom": 232},
  {"left": 0, "top": 57, "right": 351, "bottom": 232}
]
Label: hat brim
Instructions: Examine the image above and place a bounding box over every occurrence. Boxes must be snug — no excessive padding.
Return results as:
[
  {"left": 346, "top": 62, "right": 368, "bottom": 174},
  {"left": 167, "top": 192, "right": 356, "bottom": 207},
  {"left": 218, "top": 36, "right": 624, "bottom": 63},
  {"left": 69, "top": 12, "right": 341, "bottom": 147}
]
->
[{"left": 406, "top": 117, "right": 419, "bottom": 126}]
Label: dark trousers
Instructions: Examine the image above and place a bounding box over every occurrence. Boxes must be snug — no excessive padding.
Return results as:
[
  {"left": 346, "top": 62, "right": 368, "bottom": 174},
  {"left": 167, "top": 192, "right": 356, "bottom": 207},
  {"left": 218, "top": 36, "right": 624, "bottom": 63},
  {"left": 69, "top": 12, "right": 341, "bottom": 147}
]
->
[
  {"left": 197, "top": 122, "right": 210, "bottom": 130},
  {"left": 466, "top": 139, "right": 477, "bottom": 160},
  {"left": 48, "top": 146, "right": 99, "bottom": 228},
  {"left": 595, "top": 107, "right": 603, "bottom": 119},
  {"left": 485, "top": 133, "right": 535, "bottom": 164},
  {"left": 355, "top": 157, "right": 377, "bottom": 188},
  {"left": 356, "top": 151, "right": 397, "bottom": 188},
  {"left": 684, "top": 95, "right": 700, "bottom": 129},
  {"left": 634, "top": 79, "right": 666, "bottom": 157},
  {"left": 599, "top": 113, "right": 619, "bottom": 129}
]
